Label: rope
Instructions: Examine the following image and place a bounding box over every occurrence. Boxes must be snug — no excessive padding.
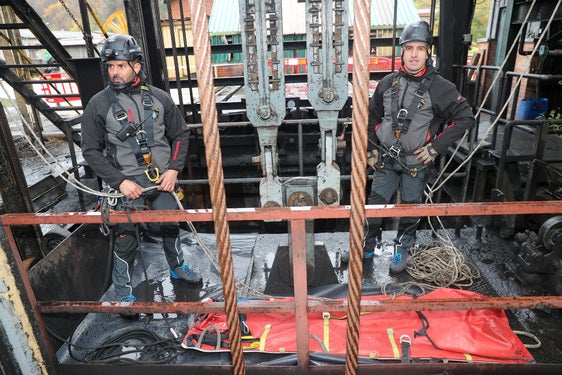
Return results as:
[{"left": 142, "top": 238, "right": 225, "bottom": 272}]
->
[
  {"left": 345, "top": 0, "right": 371, "bottom": 374},
  {"left": 381, "top": 242, "right": 480, "bottom": 297},
  {"left": 189, "top": 1, "right": 244, "bottom": 373},
  {"left": 428, "top": 0, "right": 560, "bottom": 198},
  {"left": 406, "top": 243, "right": 480, "bottom": 288},
  {"left": 513, "top": 330, "right": 542, "bottom": 349}
]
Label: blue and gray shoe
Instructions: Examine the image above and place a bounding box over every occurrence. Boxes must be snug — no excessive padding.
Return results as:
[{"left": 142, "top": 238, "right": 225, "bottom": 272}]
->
[
  {"left": 119, "top": 294, "right": 138, "bottom": 320},
  {"left": 170, "top": 263, "right": 202, "bottom": 285},
  {"left": 389, "top": 245, "right": 410, "bottom": 274},
  {"left": 120, "top": 294, "right": 136, "bottom": 304}
]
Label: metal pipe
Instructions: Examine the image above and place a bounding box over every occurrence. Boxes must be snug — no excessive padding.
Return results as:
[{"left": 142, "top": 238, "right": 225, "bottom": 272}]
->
[{"left": 3, "top": 201, "right": 562, "bottom": 226}]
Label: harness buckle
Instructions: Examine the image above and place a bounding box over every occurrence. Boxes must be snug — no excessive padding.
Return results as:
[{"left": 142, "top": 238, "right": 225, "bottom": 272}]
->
[
  {"left": 142, "top": 97, "right": 154, "bottom": 107},
  {"left": 414, "top": 89, "right": 425, "bottom": 98},
  {"left": 396, "top": 108, "right": 408, "bottom": 123},
  {"left": 388, "top": 144, "right": 402, "bottom": 158},
  {"left": 136, "top": 130, "right": 147, "bottom": 142},
  {"left": 409, "top": 167, "right": 418, "bottom": 178},
  {"left": 114, "top": 109, "right": 128, "bottom": 122}
]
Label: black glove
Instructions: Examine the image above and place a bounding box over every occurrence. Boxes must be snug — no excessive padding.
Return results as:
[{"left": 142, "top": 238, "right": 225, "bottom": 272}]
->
[{"left": 414, "top": 143, "right": 438, "bottom": 164}]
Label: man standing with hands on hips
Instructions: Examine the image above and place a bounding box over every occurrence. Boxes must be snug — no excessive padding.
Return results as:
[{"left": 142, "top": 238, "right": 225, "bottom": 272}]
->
[{"left": 344, "top": 21, "right": 474, "bottom": 274}]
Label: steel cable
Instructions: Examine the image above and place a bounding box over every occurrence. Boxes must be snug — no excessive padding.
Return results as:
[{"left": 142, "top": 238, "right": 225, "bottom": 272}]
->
[
  {"left": 189, "top": 1, "right": 245, "bottom": 374},
  {"left": 345, "top": 0, "right": 370, "bottom": 374}
]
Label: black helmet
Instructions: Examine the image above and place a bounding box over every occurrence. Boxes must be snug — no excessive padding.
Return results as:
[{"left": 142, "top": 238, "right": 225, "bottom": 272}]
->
[
  {"left": 399, "top": 21, "right": 433, "bottom": 46},
  {"left": 101, "top": 34, "right": 143, "bottom": 63}
]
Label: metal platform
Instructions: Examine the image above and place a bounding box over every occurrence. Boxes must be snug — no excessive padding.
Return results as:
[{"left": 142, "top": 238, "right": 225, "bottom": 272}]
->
[{"left": 44, "top": 226, "right": 562, "bottom": 371}]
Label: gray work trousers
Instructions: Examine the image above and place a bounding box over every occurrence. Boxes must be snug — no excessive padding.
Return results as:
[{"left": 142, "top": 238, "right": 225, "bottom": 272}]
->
[
  {"left": 112, "top": 174, "right": 184, "bottom": 299},
  {"left": 364, "top": 159, "right": 428, "bottom": 252}
]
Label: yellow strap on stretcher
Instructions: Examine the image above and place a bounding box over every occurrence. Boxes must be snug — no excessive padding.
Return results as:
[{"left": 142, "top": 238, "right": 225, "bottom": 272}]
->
[
  {"left": 323, "top": 312, "right": 330, "bottom": 352},
  {"left": 259, "top": 324, "right": 271, "bottom": 351},
  {"left": 387, "top": 328, "right": 400, "bottom": 359}
]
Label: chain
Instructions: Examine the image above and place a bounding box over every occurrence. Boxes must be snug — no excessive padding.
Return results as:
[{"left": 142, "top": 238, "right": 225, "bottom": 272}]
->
[{"left": 57, "top": 0, "right": 85, "bottom": 34}]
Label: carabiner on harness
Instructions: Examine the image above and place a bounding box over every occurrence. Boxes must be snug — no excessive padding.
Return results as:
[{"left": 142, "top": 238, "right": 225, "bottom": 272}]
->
[
  {"left": 396, "top": 108, "right": 408, "bottom": 123},
  {"left": 145, "top": 164, "right": 160, "bottom": 182}
]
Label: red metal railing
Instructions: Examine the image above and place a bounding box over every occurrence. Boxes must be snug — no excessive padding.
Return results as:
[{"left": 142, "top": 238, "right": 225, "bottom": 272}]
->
[{"left": 2, "top": 201, "right": 562, "bottom": 373}]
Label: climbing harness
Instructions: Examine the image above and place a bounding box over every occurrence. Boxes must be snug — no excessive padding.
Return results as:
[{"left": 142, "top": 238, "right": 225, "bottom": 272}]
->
[
  {"left": 367, "top": 73, "right": 437, "bottom": 178},
  {"left": 105, "top": 85, "right": 161, "bottom": 181},
  {"left": 369, "top": 140, "right": 429, "bottom": 178},
  {"left": 388, "top": 71, "right": 435, "bottom": 157}
]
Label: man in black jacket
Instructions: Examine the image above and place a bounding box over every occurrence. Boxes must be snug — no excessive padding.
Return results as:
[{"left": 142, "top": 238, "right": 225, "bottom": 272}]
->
[
  {"left": 81, "top": 34, "right": 201, "bottom": 303},
  {"left": 359, "top": 21, "right": 474, "bottom": 274}
]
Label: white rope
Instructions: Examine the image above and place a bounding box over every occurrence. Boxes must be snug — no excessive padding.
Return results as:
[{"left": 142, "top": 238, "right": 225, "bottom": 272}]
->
[
  {"left": 422, "top": 0, "right": 562, "bottom": 251},
  {"left": 513, "top": 330, "right": 542, "bottom": 349}
]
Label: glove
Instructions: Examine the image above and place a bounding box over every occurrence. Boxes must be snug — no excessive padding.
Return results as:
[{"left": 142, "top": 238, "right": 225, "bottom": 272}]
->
[
  {"left": 414, "top": 143, "right": 438, "bottom": 164},
  {"left": 366, "top": 150, "right": 379, "bottom": 170}
]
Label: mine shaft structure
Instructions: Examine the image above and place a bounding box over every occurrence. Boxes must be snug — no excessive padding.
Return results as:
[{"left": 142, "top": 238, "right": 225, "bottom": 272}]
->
[
  {"left": 240, "top": 0, "right": 349, "bottom": 283},
  {"left": 239, "top": 0, "right": 286, "bottom": 209},
  {"left": 306, "top": 0, "right": 349, "bottom": 207}
]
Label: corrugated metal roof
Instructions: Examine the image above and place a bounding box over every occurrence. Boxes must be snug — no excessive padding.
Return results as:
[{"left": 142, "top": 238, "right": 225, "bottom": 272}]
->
[
  {"left": 208, "top": 0, "right": 240, "bottom": 35},
  {"left": 207, "top": 0, "right": 420, "bottom": 35},
  {"left": 349, "top": 0, "right": 420, "bottom": 27}
]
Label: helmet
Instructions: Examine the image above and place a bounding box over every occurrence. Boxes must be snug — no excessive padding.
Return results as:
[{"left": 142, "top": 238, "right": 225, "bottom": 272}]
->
[
  {"left": 101, "top": 34, "right": 143, "bottom": 63},
  {"left": 399, "top": 21, "right": 433, "bottom": 46}
]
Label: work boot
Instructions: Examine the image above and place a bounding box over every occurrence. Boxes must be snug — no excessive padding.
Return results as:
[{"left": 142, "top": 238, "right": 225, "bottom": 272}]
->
[
  {"left": 340, "top": 245, "right": 378, "bottom": 264},
  {"left": 389, "top": 245, "right": 410, "bottom": 274},
  {"left": 170, "top": 263, "right": 202, "bottom": 285},
  {"left": 119, "top": 294, "right": 139, "bottom": 320}
]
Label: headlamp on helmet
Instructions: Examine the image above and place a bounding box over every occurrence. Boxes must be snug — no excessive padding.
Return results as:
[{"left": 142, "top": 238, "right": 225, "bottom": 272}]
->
[{"left": 100, "top": 34, "right": 144, "bottom": 63}]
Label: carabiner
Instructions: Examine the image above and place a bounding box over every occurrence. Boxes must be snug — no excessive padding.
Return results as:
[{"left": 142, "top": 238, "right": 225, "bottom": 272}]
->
[{"left": 145, "top": 164, "right": 160, "bottom": 182}]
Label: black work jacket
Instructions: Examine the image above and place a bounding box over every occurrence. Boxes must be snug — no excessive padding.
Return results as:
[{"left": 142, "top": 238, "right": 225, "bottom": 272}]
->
[{"left": 368, "top": 65, "right": 474, "bottom": 164}]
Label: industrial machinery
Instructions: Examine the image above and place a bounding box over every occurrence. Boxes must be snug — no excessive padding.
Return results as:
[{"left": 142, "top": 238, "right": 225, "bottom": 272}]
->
[
  {"left": 1, "top": 0, "right": 562, "bottom": 374},
  {"left": 513, "top": 216, "right": 562, "bottom": 295}
]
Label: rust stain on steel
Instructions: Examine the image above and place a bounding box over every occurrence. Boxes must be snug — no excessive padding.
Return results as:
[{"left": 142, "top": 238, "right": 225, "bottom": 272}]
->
[
  {"left": 3, "top": 201, "right": 562, "bottom": 226},
  {"left": 37, "top": 296, "right": 562, "bottom": 315},
  {"left": 291, "top": 219, "right": 310, "bottom": 369}
]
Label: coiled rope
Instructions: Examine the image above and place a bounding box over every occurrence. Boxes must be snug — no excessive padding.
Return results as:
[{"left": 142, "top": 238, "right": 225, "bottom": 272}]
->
[{"left": 381, "top": 242, "right": 480, "bottom": 297}]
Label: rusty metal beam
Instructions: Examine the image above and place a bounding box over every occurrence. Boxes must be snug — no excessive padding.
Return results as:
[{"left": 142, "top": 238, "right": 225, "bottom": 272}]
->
[
  {"left": 291, "top": 219, "right": 310, "bottom": 370},
  {"left": 36, "top": 295, "right": 562, "bottom": 315},
  {"left": 2, "top": 200, "right": 562, "bottom": 226}
]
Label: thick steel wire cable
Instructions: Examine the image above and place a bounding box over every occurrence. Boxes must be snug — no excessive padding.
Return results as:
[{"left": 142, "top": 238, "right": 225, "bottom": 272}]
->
[
  {"left": 345, "top": 0, "right": 370, "bottom": 374},
  {"left": 189, "top": 1, "right": 244, "bottom": 374}
]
